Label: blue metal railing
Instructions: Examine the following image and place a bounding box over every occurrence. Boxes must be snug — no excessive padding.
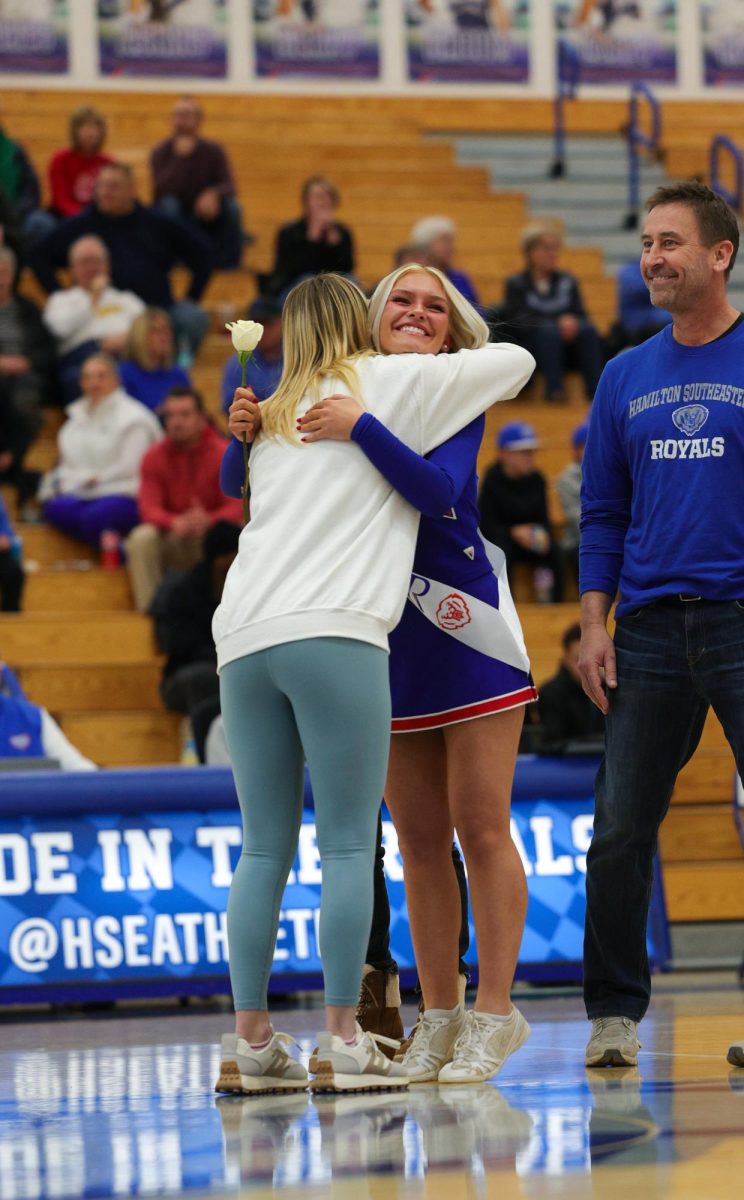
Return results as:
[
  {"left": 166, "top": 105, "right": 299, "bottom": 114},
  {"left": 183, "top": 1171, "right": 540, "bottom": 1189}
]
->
[
  {"left": 625, "top": 82, "right": 663, "bottom": 229},
  {"left": 550, "top": 41, "right": 581, "bottom": 179},
  {"left": 709, "top": 134, "right": 744, "bottom": 212}
]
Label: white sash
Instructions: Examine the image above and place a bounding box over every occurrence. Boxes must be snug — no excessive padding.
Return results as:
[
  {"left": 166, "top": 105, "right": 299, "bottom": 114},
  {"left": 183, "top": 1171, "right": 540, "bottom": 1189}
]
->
[{"left": 408, "top": 543, "right": 531, "bottom": 674}]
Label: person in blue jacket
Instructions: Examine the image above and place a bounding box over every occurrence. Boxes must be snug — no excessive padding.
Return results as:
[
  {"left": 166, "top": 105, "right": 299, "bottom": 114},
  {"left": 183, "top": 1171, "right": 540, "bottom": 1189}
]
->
[
  {"left": 0, "top": 662, "right": 95, "bottom": 769},
  {"left": 224, "top": 264, "right": 537, "bottom": 1085},
  {"left": 578, "top": 180, "right": 744, "bottom": 1071}
]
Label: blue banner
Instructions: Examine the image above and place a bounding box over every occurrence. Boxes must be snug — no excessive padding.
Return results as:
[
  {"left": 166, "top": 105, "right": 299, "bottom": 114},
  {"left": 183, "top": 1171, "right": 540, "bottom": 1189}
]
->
[{"left": 0, "top": 761, "right": 670, "bottom": 1002}]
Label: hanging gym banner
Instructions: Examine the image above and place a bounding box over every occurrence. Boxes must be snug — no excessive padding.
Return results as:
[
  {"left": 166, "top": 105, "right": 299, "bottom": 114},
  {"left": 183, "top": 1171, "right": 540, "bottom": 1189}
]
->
[
  {"left": 701, "top": 0, "right": 744, "bottom": 86},
  {"left": 97, "top": 0, "right": 227, "bottom": 79},
  {"left": 554, "top": 0, "right": 678, "bottom": 86},
  {"left": 0, "top": 0, "right": 68, "bottom": 73},
  {"left": 252, "top": 0, "right": 381, "bottom": 81},
  {"left": 405, "top": 0, "right": 531, "bottom": 84}
]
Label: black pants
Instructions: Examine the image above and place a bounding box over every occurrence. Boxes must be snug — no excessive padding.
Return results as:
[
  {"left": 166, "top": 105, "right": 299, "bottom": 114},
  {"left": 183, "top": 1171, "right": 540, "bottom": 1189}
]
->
[
  {"left": 366, "top": 811, "right": 470, "bottom": 979},
  {"left": 0, "top": 550, "right": 23, "bottom": 611}
]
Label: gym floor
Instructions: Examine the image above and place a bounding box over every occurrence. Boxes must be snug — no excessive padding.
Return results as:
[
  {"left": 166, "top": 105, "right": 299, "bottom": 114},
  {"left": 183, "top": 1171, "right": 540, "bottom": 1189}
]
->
[{"left": 1, "top": 973, "right": 743, "bottom": 1200}]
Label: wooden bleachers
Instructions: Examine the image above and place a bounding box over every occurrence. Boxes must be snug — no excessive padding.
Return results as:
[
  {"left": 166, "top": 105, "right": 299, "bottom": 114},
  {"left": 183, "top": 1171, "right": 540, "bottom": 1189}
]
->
[{"left": 1, "top": 89, "right": 741, "bottom": 932}]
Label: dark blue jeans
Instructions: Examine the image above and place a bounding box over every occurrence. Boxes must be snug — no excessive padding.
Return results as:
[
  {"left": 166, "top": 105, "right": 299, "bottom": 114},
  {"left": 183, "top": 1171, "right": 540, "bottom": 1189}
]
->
[
  {"left": 584, "top": 598, "right": 744, "bottom": 1021},
  {"left": 527, "top": 320, "right": 603, "bottom": 400}
]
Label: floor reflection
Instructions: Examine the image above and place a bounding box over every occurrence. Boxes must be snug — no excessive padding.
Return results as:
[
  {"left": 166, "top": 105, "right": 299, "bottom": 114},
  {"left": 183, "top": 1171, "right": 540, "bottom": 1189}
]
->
[{"left": 1, "top": 981, "right": 743, "bottom": 1200}]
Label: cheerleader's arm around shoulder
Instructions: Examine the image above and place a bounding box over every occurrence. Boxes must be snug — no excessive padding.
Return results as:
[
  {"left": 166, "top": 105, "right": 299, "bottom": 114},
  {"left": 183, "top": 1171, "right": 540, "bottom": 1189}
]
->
[{"left": 351, "top": 412, "right": 483, "bottom": 517}]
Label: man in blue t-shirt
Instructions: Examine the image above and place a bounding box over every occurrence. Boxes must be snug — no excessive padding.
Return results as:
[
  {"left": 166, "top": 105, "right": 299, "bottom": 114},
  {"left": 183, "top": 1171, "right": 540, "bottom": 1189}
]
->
[{"left": 578, "top": 180, "right": 744, "bottom": 1072}]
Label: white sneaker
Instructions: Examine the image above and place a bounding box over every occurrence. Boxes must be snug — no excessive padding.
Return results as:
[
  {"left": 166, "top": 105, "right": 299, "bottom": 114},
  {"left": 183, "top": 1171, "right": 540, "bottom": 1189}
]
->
[
  {"left": 585, "top": 1017, "right": 641, "bottom": 1068},
  {"left": 438, "top": 1007, "right": 531, "bottom": 1084},
  {"left": 728, "top": 1041, "right": 744, "bottom": 1067},
  {"left": 311, "top": 1023, "right": 410, "bottom": 1093},
  {"left": 215, "top": 1030, "right": 308, "bottom": 1095},
  {"left": 397, "top": 1007, "right": 467, "bottom": 1083}
]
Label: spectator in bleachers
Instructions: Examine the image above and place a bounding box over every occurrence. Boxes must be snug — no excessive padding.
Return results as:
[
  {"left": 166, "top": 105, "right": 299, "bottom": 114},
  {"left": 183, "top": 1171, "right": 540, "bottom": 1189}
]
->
[
  {"left": 605, "top": 257, "right": 673, "bottom": 358},
  {"left": 47, "top": 105, "right": 113, "bottom": 220},
  {"left": 502, "top": 223, "right": 603, "bottom": 403},
  {"left": 152, "top": 519, "right": 239, "bottom": 753},
  {"left": 478, "top": 420, "right": 564, "bottom": 602},
  {"left": 0, "top": 493, "right": 23, "bottom": 612},
  {"left": 0, "top": 246, "right": 56, "bottom": 509},
  {"left": 409, "top": 215, "right": 480, "bottom": 307},
  {"left": 0, "top": 662, "right": 95, "bottom": 769},
  {"left": 0, "top": 106, "right": 51, "bottom": 250},
  {"left": 120, "top": 308, "right": 191, "bottom": 413},
  {"left": 556, "top": 419, "right": 589, "bottom": 582},
  {"left": 126, "top": 386, "right": 242, "bottom": 613},
  {"left": 220, "top": 295, "right": 283, "bottom": 411},
  {"left": 43, "top": 235, "right": 145, "bottom": 406},
  {"left": 536, "top": 623, "right": 605, "bottom": 752},
  {"left": 29, "top": 162, "right": 212, "bottom": 360},
  {"left": 268, "top": 175, "right": 355, "bottom": 296},
  {"left": 150, "top": 94, "right": 245, "bottom": 271},
  {"left": 38, "top": 353, "right": 161, "bottom": 549}
]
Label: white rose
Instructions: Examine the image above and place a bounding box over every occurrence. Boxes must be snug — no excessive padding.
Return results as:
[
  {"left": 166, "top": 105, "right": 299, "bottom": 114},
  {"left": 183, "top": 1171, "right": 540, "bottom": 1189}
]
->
[{"left": 226, "top": 320, "right": 264, "bottom": 354}]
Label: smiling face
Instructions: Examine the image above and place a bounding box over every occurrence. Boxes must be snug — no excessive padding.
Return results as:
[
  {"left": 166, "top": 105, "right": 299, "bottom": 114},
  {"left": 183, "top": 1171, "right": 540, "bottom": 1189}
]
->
[
  {"left": 641, "top": 202, "right": 733, "bottom": 315},
  {"left": 378, "top": 270, "right": 451, "bottom": 356}
]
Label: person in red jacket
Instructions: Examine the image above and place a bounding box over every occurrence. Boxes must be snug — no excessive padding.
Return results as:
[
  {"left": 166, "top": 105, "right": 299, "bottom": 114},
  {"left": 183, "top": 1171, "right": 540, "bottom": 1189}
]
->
[
  {"left": 125, "top": 385, "right": 242, "bottom": 612},
  {"left": 48, "top": 106, "right": 113, "bottom": 220}
]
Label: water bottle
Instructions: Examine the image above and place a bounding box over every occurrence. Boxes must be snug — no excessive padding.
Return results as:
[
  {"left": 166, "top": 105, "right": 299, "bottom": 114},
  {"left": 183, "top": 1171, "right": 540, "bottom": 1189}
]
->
[
  {"left": 100, "top": 529, "right": 121, "bottom": 570},
  {"left": 9, "top": 535, "right": 23, "bottom": 564}
]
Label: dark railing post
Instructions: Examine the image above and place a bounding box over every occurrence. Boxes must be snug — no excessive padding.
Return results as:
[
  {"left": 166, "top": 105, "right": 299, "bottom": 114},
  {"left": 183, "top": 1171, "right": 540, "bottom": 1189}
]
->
[
  {"left": 709, "top": 134, "right": 744, "bottom": 212},
  {"left": 624, "top": 82, "right": 662, "bottom": 229},
  {"left": 550, "top": 41, "right": 581, "bottom": 179}
]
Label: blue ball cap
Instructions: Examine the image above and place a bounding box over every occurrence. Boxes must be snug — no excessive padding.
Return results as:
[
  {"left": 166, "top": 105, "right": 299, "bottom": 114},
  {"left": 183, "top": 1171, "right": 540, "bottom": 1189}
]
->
[
  {"left": 571, "top": 420, "right": 589, "bottom": 449},
  {"left": 498, "top": 420, "right": 539, "bottom": 451}
]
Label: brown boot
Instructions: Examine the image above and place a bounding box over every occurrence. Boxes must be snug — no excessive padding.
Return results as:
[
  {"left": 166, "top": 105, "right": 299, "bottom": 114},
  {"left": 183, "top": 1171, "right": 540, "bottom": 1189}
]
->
[{"left": 356, "top": 967, "right": 403, "bottom": 1058}]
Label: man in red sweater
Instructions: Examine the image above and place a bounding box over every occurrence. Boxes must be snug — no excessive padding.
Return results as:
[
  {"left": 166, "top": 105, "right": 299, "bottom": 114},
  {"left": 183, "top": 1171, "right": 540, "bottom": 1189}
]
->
[{"left": 126, "top": 386, "right": 242, "bottom": 612}]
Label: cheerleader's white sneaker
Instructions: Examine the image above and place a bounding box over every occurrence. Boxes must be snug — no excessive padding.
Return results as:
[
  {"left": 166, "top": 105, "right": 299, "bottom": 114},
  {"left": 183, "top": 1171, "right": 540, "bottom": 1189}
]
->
[
  {"left": 397, "top": 1006, "right": 468, "bottom": 1083},
  {"left": 438, "top": 1007, "right": 531, "bottom": 1084}
]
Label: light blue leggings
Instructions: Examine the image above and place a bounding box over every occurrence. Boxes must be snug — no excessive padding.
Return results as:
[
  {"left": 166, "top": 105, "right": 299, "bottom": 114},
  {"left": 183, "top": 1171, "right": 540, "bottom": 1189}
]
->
[{"left": 220, "top": 637, "right": 391, "bottom": 1009}]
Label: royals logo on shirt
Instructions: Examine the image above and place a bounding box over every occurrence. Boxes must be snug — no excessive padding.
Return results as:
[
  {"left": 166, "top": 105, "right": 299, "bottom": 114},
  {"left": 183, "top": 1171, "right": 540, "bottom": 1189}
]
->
[
  {"left": 436, "top": 593, "right": 472, "bottom": 631},
  {"left": 650, "top": 405, "right": 725, "bottom": 460},
  {"left": 672, "top": 404, "right": 708, "bottom": 437}
]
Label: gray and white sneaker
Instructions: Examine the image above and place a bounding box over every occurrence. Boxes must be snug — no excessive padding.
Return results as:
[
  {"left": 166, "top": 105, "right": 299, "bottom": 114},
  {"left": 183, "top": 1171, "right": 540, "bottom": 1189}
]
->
[
  {"left": 585, "top": 1017, "right": 641, "bottom": 1068},
  {"left": 727, "top": 1041, "right": 744, "bottom": 1067},
  {"left": 311, "top": 1022, "right": 410, "bottom": 1093},
  {"left": 397, "top": 1007, "right": 468, "bottom": 1083},
  {"left": 215, "top": 1030, "right": 308, "bottom": 1095},
  {"left": 439, "top": 1007, "right": 531, "bottom": 1084}
]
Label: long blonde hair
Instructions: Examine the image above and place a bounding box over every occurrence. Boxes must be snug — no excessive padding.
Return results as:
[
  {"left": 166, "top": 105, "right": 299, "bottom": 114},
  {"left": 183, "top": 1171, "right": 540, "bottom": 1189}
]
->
[
  {"left": 368, "top": 264, "right": 489, "bottom": 352},
  {"left": 261, "top": 274, "right": 373, "bottom": 440}
]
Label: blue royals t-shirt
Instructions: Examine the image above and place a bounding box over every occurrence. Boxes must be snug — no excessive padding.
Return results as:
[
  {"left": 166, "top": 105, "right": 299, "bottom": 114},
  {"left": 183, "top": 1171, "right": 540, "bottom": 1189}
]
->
[{"left": 580, "top": 319, "right": 744, "bottom": 615}]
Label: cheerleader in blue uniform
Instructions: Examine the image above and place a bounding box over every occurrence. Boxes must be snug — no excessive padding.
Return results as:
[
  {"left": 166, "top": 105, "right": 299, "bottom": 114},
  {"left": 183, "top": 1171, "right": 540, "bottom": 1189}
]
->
[{"left": 227, "top": 265, "right": 536, "bottom": 1084}]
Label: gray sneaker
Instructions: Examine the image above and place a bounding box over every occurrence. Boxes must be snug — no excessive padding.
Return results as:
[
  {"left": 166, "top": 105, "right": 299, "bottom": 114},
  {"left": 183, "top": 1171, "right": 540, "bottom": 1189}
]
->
[
  {"left": 311, "top": 1023, "right": 410, "bottom": 1093},
  {"left": 215, "top": 1030, "right": 308, "bottom": 1095},
  {"left": 585, "top": 1017, "right": 641, "bottom": 1068},
  {"left": 727, "top": 1041, "right": 744, "bottom": 1067}
]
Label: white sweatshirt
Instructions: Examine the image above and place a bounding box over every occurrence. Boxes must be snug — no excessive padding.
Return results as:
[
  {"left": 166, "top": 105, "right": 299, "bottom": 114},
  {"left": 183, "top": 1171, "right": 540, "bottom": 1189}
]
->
[
  {"left": 213, "top": 344, "right": 535, "bottom": 670},
  {"left": 44, "top": 286, "right": 145, "bottom": 356},
  {"left": 39, "top": 388, "right": 162, "bottom": 501}
]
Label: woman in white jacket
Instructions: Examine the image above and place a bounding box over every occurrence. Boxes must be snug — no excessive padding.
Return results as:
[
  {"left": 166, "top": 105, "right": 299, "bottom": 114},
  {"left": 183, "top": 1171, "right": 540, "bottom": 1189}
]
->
[
  {"left": 213, "top": 273, "right": 534, "bottom": 1097},
  {"left": 40, "top": 352, "right": 161, "bottom": 546}
]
